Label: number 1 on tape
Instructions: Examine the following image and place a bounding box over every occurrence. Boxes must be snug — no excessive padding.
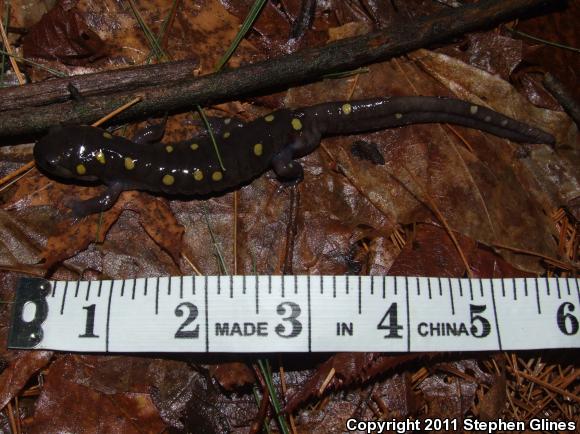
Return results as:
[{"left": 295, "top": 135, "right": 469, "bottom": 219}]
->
[{"left": 8, "top": 276, "right": 580, "bottom": 353}]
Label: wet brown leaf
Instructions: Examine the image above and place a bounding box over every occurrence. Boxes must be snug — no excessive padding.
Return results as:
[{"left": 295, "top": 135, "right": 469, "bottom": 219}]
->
[
  {"left": 438, "top": 32, "right": 526, "bottom": 80},
  {"left": 477, "top": 373, "right": 507, "bottom": 420},
  {"left": 219, "top": 0, "right": 328, "bottom": 55},
  {"left": 388, "top": 223, "right": 473, "bottom": 277},
  {"left": 41, "top": 204, "right": 125, "bottom": 271},
  {"left": 412, "top": 49, "right": 579, "bottom": 232},
  {"left": 209, "top": 362, "right": 255, "bottom": 389},
  {"left": 1, "top": 168, "right": 184, "bottom": 271},
  {"left": 125, "top": 195, "right": 185, "bottom": 266},
  {"left": 419, "top": 360, "right": 490, "bottom": 427},
  {"left": 285, "top": 353, "right": 420, "bottom": 412},
  {"left": 22, "top": 0, "right": 106, "bottom": 65},
  {"left": 22, "top": 356, "right": 166, "bottom": 434},
  {"left": 373, "top": 373, "right": 417, "bottom": 419},
  {"left": 388, "top": 223, "right": 534, "bottom": 278},
  {"left": 0, "top": 351, "right": 52, "bottom": 410}
]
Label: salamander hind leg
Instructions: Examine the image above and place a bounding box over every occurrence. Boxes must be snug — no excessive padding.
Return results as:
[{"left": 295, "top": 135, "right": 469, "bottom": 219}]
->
[
  {"left": 271, "top": 126, "right": 321, "bottom": 184},
  {"left": 65, "top": 182, "right": 125, "bottom": 217},
  {"left": 272, "top": 148, "right": 304, "bottom": 184}
]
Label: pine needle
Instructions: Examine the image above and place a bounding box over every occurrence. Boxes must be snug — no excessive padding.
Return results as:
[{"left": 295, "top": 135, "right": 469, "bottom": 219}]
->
[
  {"left": 127, "top": 0, "right": 166, "bottom": 61},
  {"left": 202, "top": 206, "right": 229, "bottom": 274},
  {"left": 257, "top": 359, "right": 290, "bottom": 434},
  {"left": 0, "top": 48, "right": 67, "bottom": 78},
  {"left": 214, "top": 0, "right": 267, "bottom": 71},
  {"left": 505, "top": 25, "right": 580, "bottom": 53},
  {"left": 0, "top": 8, "right": 24, "bottom": 84}
]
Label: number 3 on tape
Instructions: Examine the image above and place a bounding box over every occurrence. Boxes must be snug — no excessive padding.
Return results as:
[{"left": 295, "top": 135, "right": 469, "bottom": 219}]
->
[{"left": 8, "top": 276, "right": 580, "bottom": 353}]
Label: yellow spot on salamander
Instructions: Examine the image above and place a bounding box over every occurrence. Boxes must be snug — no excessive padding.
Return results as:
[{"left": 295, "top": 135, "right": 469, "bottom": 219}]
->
[
  {"left": 165, "top": 145, "right": 174, "bottom": 153},
  {"left": 291, "top": 118, "right": 303, "bottom": 131},
  {"left": 395, "top": 113, "right": 403, "bottom": 119},
  {"left": 224, "top": 118, "right": 231, "bottom": 125},
  {"left": 76, "top": 164, "right": 86, "bottom": 175},
  {"left": 470, "top": 105, "right": 479, "bottom": 115},
  {"left": 223, "top": 132, "right": 231, "bottom": 139},
  {"left": 193, "top": 169, "right": 204, "bottom": 181},
  {"left": 162, "top": 174, "right": 175, "bottom": 186},
  {"left": 124, "top": 157, "right": 135, "bottom": 170},
  {"left": 265, "top": 114, "right": 275, "bottom": 122},
  {"left": 484, "top": 115, "right": 492, "bottom": 122},
  {"left": 103, "top": 132, "right": 113, "bottom": 139},
  {"left": 95, "top": 151, "right": 106, "bottom": 164},
  {"left": 253, "top": 143, "right": 263, "bottom": 156},
  {"left": 501, "top": 119, "right": 508, "bottom": 127},
  {"left": 212, "top": 171, "right": 223, "bottom": 181},
  {"left": 190, "top": 143, "right": 199, "bottom": 151},
  {"left": 342, "top": 103, "right": 352, "bottom": 115}
]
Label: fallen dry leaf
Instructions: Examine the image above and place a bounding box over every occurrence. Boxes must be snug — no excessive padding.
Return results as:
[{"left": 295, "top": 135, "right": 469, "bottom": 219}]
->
[
  {"left": 22, "top": 356, "right": 166, "bottom": 434},
  {"left": 23, "top": 0, "right": 106, "bottom": 65},
  {"left": 477, "top": 372, "right": 507, "bottom": 420},
  {"left": 285, "top": 353, "right": 420, "bottom": 412},
  {"left": 0, "top": 351, "right": 52, "bottom": 411},
  {"left": 388, "top": 223, "right": 534, "bottom": 277},
  {"left": 209, "top": 362, "right": 255, "bottom": 389}
]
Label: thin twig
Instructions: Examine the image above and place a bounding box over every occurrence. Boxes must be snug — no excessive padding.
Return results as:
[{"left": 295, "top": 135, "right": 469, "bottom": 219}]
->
[
  {"left": 514, "top": 369, "right": 580, "bottom": 403},
  {"left": 181, "top": 252, "right": 202, "bottom": 275},
  {"left": 0, "top": 161, "right": 33, "bottom": 189},
  {"left": 543, "top": 72, "right": 580, "bottom": 126},
  {"left": 505, "top": 25, "right": 580, "bottom": 53},
  {"left": 0, "top": 15, "right": 25, "bottom": 84},
  {"left": 492, "top": 242, "right": 576, "bottom": 271},
  {"left": 91, "top": 96, "right": 142, "bottom": 127},
  {"left": 5, "top": 403, "right": 16, "bottom": 434},
  {"left": 318, "top": 367, "right": 336, "bottom": 396}
]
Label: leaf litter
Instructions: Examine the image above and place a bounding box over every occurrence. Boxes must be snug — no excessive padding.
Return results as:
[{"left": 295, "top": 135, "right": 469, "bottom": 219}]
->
[{"left": 0, "top": 0, "right": 578, "bottom": 432}]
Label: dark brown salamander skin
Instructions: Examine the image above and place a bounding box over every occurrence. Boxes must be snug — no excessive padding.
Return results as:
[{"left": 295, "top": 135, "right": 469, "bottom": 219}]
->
[{"left": 34, "top": 96, "right": 555, "bottom": 217}]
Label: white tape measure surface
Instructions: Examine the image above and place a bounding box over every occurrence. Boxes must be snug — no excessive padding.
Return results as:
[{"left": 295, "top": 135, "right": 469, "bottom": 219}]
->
[{"left": 8, "top": 276, "right": 580, "bottom": 353}]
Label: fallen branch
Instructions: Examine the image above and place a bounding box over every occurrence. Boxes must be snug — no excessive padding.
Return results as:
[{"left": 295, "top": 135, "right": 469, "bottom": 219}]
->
[
  {"left": 0, "top": 59, "right": 198, "bottom": 112},
  {"left": 0, "top": 0, "right": 557, "bottom": 138}
]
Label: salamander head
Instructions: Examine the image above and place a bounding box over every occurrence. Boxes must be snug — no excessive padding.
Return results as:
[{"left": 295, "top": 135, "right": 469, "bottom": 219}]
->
[{"left": 34, "top": 125, "right": 107, "bottom": 182}]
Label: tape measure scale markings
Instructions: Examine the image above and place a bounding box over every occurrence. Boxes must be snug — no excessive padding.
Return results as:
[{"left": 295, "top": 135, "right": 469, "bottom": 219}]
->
[{"left": 8, "top": 276, "right": 580, "bottom": 353}]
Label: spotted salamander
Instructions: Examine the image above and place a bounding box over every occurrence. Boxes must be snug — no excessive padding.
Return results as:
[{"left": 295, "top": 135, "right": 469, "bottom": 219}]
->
[{"left": 34, "top": 96, "right": 555, "bottom": 217}]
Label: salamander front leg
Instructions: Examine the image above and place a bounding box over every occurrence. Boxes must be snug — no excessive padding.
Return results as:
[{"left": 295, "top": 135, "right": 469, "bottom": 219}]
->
[
  {"left": 205, "top": 116, "right": 245, "bottom": 136},
  {"left": 272, "top": 148, "right": 304, "bottom": 184},
  {"left": 132, "top": 117, "right": 167, "bottom": 144},
  {"left": 66, "top": 182, "right": 125, "bottom": 217}
]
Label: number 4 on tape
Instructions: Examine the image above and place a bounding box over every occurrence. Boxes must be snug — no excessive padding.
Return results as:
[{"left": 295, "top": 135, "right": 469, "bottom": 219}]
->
[{"left": 8, "top": 276, "right": 580, "bottom": 353}]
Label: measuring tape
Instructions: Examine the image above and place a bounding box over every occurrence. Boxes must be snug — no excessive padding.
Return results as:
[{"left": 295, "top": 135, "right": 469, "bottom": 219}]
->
[{"left": 8, "top": 276, "right": 580, "bottom": 353}]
